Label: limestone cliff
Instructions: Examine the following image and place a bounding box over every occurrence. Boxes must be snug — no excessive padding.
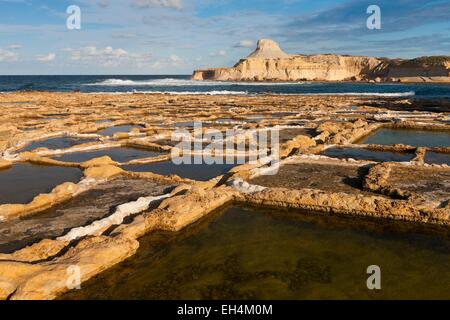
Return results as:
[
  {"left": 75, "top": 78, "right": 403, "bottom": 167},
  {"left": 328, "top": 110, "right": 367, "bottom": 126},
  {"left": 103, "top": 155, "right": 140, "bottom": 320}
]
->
[
  {"left": 378, "top": 56, "right": 450, "bottom": 82},
  {"left": 192, "top": 39, "right": 450, "bottom": 82}
]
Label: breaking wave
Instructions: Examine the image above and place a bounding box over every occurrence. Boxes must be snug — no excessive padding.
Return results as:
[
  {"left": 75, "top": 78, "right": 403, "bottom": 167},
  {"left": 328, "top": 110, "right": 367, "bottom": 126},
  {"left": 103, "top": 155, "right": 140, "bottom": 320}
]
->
[
  {"left": 83, "top": 78, "right": 416, "bottom": 97},
  {"left": 291, "top": 91, "right": 416, "bottom": 97},
  {"left": 135, "top": 90, "right": 249, "bottom": 95},
  {"left": 90, "top": 90, "right": 415, "bottom": 97},
  {"left": 91, "top": 90, "right": 249, "bottom": 95},
  {"left": 84, "top": 78, "right": 307, "bottom": 86},
  {"left": 330, "top": 91, "right": 415, "bottom": 97}
]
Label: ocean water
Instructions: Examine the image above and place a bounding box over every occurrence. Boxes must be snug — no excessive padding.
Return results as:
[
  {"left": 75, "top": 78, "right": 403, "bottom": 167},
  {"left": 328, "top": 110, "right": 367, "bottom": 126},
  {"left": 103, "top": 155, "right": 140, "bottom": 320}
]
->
[{"left": 1, "top": 75, "right": 450, "bottom": 97}]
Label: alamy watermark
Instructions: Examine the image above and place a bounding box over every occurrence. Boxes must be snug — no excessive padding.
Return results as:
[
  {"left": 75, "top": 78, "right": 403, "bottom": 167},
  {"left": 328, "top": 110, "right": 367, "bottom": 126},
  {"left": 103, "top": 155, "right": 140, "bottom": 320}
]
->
[
  {"left": 66, "top": 265, "right": 81, "bottom": 290},
  {"left": 367, "top": 265, "right": 381, "bottom": 290},
  {"left": 367, "top": 5, "right": 381, "bottom": 30},
  {"left": 66, "top": 5, "right": 81, "bottom": 30}
]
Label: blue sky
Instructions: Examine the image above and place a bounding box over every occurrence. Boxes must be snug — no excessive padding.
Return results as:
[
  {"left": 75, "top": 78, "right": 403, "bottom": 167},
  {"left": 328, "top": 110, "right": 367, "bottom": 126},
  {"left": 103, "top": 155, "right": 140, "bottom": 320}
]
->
[{"left": 0, "top": 0, "right": 449, "bottom": 75}]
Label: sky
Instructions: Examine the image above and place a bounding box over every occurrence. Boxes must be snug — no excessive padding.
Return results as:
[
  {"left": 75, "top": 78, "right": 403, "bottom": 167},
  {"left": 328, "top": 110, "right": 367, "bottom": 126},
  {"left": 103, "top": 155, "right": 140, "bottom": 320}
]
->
[{"left": 0, "top": 0, "right": 449, "bottom": 75}]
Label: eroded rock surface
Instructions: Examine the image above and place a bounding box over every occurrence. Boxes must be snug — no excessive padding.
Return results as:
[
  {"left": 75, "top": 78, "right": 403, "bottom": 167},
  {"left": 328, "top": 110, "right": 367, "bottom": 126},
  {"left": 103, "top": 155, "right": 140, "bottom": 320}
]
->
[
  {"left": 0, "top": 91, "right": 448, "bottom": 300},
  {"left": 0, "top": 177, "right": 173, "bottom": 253},
  {"left": 387, "top": 166, "right": 450, "bottom": 204},
  {"left": 250, "top": 162, "right": 373, "bottom": 195}
]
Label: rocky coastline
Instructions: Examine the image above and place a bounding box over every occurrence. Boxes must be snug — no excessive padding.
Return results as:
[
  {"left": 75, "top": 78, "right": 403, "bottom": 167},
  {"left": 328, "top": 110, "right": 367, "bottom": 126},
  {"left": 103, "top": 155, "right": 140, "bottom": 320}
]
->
[{"left": 0, "top": 91, "right": 449, "bottom": 299}]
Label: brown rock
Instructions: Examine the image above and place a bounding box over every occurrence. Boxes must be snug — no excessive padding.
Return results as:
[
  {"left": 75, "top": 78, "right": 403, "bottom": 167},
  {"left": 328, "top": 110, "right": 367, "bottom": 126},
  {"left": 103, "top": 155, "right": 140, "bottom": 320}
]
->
[
  {"left": 0, "top": 262, "right": 43, "bottom": 300},
  {"left": 0, "top": 239, "right": 69, "bottom": 263},
  {"left": 10, "top": 235, "right": 139, "bottom": 300},
  {"left": 281, "top": 135, "right": 316, "bottom": 157},
  {"left": 83, "top": 165, "right": 124, "bottom": 180},
  {"left": 81, "top": 156, "right": 118, "bottom": 168},
  {"left": 0, "top": 158, "right": 12, "bottom": 170},
  {"left": 113, "top": 132, "right": 130, "bottom": 140},
  {"left": 154, "top": 186, "right": 236, "bottom": 232}
]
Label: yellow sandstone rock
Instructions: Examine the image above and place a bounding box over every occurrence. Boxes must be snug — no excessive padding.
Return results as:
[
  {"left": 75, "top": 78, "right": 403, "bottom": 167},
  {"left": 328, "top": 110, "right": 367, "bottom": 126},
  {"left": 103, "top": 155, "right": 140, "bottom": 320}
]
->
[
  {"left": 0, "top": 182, "right": 80, "bottom": 221},
  {"left": 0, "top": 239, "right": 69, "bottom": 263},
  {"left": 52, "top": 182, "right": 79, "bottom": 198},
  {"left": 10, "top": 235, "right": 139, "bottom": 300},
  {"left": 0, "top": 158, "right": 12, "bottom": 170},
  {"left": 281, "top": 135, "right": 316, "bottom": 157},
  {"left": 0, "top": 261, "right": 43, "bottom": 300},
  {"left": 19, "top": 151, "right": 41, "bottom": 161},
  {"left": 152, "top": 186, "right": 236, "bottom": 232},
  {"left": 81, "top": 156, "right": 118, "bottom": 168},
  {"left": 84, "top": 164, "right": 124, "bottom": 179},
  {"left": 113, "top": 132, "right": 130, "bottom": 140}
]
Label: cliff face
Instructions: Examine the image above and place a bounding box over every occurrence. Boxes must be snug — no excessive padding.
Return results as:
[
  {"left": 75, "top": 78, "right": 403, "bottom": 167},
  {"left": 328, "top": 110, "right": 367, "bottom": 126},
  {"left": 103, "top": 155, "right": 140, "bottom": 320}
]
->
[
  {"left": 192, "top": 39, "right": 450, "bottom": 82},
  {"left": 193, "top": 54, "right": 382, "bottom": 82},
  {"left": 386, "top": 56, "right": 450, "bottom": 78}
]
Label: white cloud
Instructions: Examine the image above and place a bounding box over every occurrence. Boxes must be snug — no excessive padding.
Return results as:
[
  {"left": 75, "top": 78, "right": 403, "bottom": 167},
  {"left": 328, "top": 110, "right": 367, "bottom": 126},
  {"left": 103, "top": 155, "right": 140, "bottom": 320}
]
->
[
  {"left": 234, "top": 40, "right": 255, "bottom": 48},
  {"left": 169, "top": 54, "right": 182, "bottom": 62},
  {"left": 0, "top": 48, "right": 18, "bottom": 62},
  {"left": 36, "top": 53, "right": 56, "bottom": 62},
  {"left": 145, "top": 54, "right": 185, "bottom": 69},
  {"left": 104, "top": 46, "right": 128, "bottom": 57},
  {"left": 63, "top": 46, "right": 157, "bottom": 68},
  {"left": 132, "top": 0, "right": 182, "bottom": 10},
  {"left": 7, "top": 44, "right": 22, "bottom": 50},
  {"left": 168, "top": 54, "right": 185, "bottom": 66},
  {"left": 83, "top": 46, "right": 97, "bottom": 56},
  {"left": 67, "top": 46, "right": 128, "bottom": 61},
  {"left": 209, "top": 50, "right": 226, "bottom": 57}
]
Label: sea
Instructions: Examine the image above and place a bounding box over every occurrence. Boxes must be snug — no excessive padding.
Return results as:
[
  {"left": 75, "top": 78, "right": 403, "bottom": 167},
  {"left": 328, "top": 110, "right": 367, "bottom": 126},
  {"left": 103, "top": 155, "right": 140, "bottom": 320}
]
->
[{"left": 1, "top": 75, "right": 450, "bottom": 98}]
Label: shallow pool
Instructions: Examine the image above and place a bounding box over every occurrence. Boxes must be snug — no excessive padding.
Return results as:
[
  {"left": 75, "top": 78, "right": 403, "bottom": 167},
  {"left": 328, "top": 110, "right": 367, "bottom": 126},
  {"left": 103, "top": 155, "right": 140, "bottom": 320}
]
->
[
  {"left": 0, "top": 164, "right": 83, "bottom": 205},
  {"left": 20, "top": 136, "right": 97, "bottom": 152},
  {"left": 424, "top": 151, "right": 450, "bottom": 165},
  {"left": 359, "top": 128, "right": 450, "bottom": 148},
  {"left": 97, "top": 125, "right": 143, "bottom": 137},
  {"left": 0, "top": 177, "right": 171, "bottom": 253},
  {"left": 61, "top": 206, "right": 450, "bottom": 300},
  {"left": 53, "top": 147, "right": 162, "bottom": 163},
  {"left": 322, "top": 147, "right": 414, "bottom": 162},
  {"left": 122, "top": 158, "right": 238, "bottom": 181}
]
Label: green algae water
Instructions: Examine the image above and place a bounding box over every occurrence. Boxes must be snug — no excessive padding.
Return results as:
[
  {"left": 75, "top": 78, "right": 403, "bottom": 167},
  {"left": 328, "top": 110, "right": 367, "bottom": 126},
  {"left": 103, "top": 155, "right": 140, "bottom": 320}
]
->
[
  {"left": 61, "top": 206, "right": 450, "bottom": 300},
  {"left": 359, "top": 128, "right": 450, "bottom": 147}
]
